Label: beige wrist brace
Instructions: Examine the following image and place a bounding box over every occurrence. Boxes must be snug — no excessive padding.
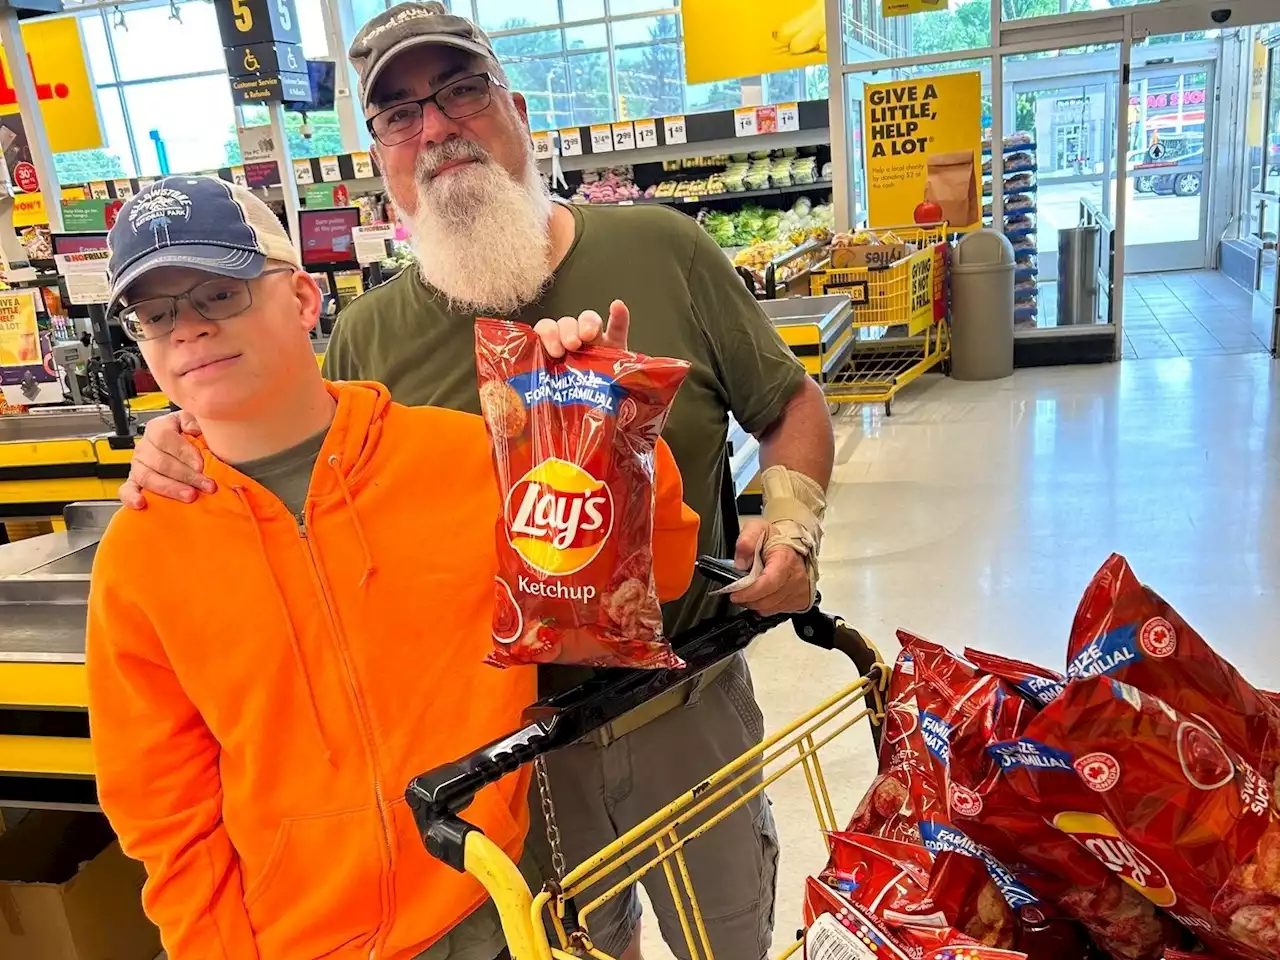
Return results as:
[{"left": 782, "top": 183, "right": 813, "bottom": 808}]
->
[{"left": 759, "top": 465, "right": 827, "bottom": 603}]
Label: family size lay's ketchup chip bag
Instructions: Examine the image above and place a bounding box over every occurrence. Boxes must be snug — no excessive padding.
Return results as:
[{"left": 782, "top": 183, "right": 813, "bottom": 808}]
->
[
  {"left": 846, "top": 649, "right": 931, "bottom": 844},
  {"left": 948, "top": 665, "right": 1178, "bottom": 959},
  {"left": 803, "top": 877, "right": 1027, "bottom": 960},
  {"left": 1066, "top": 554, "right": 1280, "bottom": 782},
  {"left": 900, "top": 633, "right": 1093, "bottom": 958},
  {"left": 1006, "top": 676, "right": 1279, "bottom": 960},
  {"left": 475, "top": 319, "right": 689, "bottom": 668}
]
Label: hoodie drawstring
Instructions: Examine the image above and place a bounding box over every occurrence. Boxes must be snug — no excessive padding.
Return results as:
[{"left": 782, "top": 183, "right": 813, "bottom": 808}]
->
[
  {"left": 232, "top": 485, "right": 336, "bottom": 766},
  {"left": 327, "top": 455, "right": 377, "bottom": 588}
]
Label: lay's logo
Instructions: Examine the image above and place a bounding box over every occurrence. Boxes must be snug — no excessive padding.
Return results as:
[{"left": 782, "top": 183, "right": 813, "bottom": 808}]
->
[
  {"left": 506, "top": 458, "right": 613, "bottom": 575},
  {"left": 1052, "top": 811, "right": 1177, "bottom": 907}
]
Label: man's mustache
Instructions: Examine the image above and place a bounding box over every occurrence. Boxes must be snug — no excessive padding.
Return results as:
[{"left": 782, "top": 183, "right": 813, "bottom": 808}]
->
[{"left": 416, "top": 139, "right": 490, "bottom": 182}]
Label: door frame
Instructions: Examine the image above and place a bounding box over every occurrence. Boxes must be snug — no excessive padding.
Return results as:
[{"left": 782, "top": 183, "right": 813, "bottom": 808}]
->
[{"left": 1122, "top": 56, "right": 1218, "bottom": 273}]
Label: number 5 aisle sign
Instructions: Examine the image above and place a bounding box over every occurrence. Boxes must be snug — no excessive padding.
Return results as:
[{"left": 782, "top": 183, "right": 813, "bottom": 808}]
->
[{"left": 216, "top": 0, "right": 302, "bottom": 46}]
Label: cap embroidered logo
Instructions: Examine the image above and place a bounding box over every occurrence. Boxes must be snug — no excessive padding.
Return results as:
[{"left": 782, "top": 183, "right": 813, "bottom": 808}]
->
[{"left": 128, "top": 187, "right": 193, "bottom": 246}]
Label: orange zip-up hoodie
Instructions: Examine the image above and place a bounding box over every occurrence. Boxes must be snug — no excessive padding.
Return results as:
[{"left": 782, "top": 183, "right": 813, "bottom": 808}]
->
[{"left": 86, "top": 380, "right": 698, "bottom": 960}]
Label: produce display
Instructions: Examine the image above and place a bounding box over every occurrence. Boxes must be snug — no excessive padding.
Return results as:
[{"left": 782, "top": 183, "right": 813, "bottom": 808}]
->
[
  {"left": 474, "top": 319, "right": 689, "bottom": 668},
  {"left": 569, "top": 166, "right": 642, "bottom": 204},
  {"left": 801, "top": 553, "right": 1280, "bottom": 960},
  {"left": 701, "top": 197, "right": 833, "bottom": 249}
]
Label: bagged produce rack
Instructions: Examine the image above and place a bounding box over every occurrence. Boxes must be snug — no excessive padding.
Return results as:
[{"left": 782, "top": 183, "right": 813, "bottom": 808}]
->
[{"left": 983, "top": 133, "right": 1041, "bottom": 330}]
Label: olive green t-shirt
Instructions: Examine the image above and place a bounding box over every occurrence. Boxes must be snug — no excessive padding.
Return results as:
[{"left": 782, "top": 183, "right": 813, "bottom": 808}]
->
[
  {"left": 231, "top": 427, "right": 329, "bottom": 518},
  {"left": 323, "top": 202, "right": 806, "bottom": 684}
]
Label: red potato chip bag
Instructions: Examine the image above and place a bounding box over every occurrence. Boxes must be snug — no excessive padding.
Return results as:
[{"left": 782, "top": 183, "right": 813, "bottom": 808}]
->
[
  {"left": 948, "top": 668, "right": 1179, "bottom": 959},
  {"left": 894, "top": 634, "right": 1092, "bottom": 958},
  {"left": 966, "top": 647, "right": 1067, "bottom": 709},
  {"left": 1066, "top": 554, "right": 1280, "bottom": 780},
  {"left": 474, "top": 319, "right": 689, "bottom": 668},
  {"left": 821, "top": 832, "right": 932, "bottom": 913},
  {"left": 845, "top": 649, "right": 932, "bottom": 844},
  {"left": 1012, "top": 675, "right": 1279, "bottom": 960},
  {"left": 803, "top": 877, "right": 1028, "bottom": 960}
]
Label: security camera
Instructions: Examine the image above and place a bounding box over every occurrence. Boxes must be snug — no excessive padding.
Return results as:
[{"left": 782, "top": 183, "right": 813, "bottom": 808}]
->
[{"left": 1210, "top": 8, "right": 1231, "bottom": 23}]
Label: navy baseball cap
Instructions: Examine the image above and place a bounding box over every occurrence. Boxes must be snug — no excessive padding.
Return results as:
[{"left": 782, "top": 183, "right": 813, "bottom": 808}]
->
[{"left": 107, "top": 176, "right": 301, "bottom": 314}]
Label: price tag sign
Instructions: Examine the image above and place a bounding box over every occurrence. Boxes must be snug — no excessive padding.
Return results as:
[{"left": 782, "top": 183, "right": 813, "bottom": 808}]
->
[
  {"left": 113, "top": 179, "right": 134, "bottom": 199},
  {"left": 559, "top": 127, "right": 583, "bottom": 157},
  {"left": 293, "top": 158, "right": 314, "bottom": 184},
  {"left": 612, "top": 121, "right": 635, "bottom": 151},
  {"left": 777, "top": 102, "right": 800, "bottom": 132},
  {"left": 589, "top": 124, "right": 614, "bottom": 153},
  {"left": 230, "top": 165, "right": 247, "bottom": 186},
  {"left": 318, "top": 155, "right": 342, "bottom": 182},
  {"left": 531, "top": 131, "right": 555, "bottom": 159},
  {"left": 634, "top": 119, "right": 657, "bottom": 149},
  {"left": 663, "top": 115, "right": 687, "bottom": 145},
  {"left": 55, "top": 250, "right": 112, "bottom": 305},
  {"left": 351, "top": 152, "right": 375, "bottom": 179},
  {"left": 352, "top": 223, "right": 394, "bottom": 265},
  {"left": 88, "top": 181, "right": 110, "bottom": 199},
  {"left": 734, "top": 108, "right": 758, "bottom": 138}
]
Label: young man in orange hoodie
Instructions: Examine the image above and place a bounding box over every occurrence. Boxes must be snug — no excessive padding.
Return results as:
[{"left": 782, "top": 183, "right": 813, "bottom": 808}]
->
[{"left": 86, "top": 175, "right": 698, "bottom": 960}]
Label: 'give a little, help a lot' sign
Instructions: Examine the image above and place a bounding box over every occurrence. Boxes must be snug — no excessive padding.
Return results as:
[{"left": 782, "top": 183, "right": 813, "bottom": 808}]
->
[{"left": 862, "top": 71, "right": 981, "bottom": 232}]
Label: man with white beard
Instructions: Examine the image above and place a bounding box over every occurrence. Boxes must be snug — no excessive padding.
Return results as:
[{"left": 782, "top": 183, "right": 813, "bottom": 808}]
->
[{"left": 119, "top": 4, "right": 835, "bottom": 959}]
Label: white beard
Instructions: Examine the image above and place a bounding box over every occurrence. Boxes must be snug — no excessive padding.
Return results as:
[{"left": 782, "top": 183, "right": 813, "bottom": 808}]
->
[{"left": 396, "top": 146, "right": 554, "bottom": 317}]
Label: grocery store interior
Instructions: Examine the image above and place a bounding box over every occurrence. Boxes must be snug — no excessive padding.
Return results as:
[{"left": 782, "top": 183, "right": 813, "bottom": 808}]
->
[{"left": 2, "top": 0, "right": 1280, "bottom": 956}]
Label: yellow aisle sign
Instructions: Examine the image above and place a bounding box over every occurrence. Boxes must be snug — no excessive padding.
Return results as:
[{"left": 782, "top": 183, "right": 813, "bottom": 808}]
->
[
  {"left": 683, "top": 0, "right": 826, "bottom": 86},
  {"left": 0, "top": 16, "right": 104, "bottom": 153},
  {"left": 0, "top": 290, "right": 39, "bottom": 368},
  {"left": 883, "top": 0, "right": 948, "bottom": 17},
  {"left": 863, "top": 72, "right": 982, "bottom": 232}
]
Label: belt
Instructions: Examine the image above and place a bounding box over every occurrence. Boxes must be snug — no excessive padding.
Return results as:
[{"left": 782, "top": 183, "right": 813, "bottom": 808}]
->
[{"left": 589, "top": 659, "right": 733, "bottom": 748}]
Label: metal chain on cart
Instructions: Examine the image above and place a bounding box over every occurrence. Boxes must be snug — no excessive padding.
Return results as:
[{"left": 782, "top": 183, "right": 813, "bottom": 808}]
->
[{"left": 534, "top": 755, "right": 567, "bottom": 882}]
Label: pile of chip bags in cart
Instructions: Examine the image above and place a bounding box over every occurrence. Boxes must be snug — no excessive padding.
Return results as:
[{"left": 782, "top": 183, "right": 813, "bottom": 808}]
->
[{"left": 801, "top": 553, "right": 1280, "bottom": 960}]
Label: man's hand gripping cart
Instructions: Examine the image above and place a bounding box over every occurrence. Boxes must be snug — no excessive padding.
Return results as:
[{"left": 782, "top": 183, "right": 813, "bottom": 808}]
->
[{"left": 408, "top": 561, "right": 889, "bottom": 960}]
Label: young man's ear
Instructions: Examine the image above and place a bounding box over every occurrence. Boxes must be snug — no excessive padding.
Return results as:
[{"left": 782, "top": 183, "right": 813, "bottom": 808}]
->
[{"left": 294, "top": 269, "right": 324, "bottom": 334}]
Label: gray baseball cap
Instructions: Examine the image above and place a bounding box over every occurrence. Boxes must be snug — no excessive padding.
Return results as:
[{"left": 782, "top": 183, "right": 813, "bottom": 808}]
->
[{"left": 348, "top": 1, "right": 506, "bottom": 112}]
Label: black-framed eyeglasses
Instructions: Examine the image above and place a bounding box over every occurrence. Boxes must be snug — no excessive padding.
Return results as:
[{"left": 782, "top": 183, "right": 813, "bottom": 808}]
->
[
  {"left": 118, "top": 268, "right": 295, "bottom": 342},
  {"left": 367, "top": 72, "right": 505, "bottom": 147}
]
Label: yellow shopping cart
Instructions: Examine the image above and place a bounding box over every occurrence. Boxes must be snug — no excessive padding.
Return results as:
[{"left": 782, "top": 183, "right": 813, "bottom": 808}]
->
[{"left": 408, "top": 563, "right": 888, "bottom": 960}]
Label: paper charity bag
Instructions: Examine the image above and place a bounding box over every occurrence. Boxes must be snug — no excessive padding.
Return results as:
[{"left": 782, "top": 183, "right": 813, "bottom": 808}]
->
[{"left": 924, "top": 150, "right": 978, "bottom": 229}]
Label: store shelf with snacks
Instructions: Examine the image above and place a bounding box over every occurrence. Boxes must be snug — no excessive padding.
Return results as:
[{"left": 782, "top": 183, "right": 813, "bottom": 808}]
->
[{"left": 982, "top": 132, "right": 1039, "bottom": 330}]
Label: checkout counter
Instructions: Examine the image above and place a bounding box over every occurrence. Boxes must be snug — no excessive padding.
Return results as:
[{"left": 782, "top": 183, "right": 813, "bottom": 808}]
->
[{"left": 0, "top": 501, "right": 109, "bottom": 810}]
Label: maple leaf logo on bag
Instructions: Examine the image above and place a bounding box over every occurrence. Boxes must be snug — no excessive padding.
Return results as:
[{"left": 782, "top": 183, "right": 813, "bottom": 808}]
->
[
  {"left": 1139, "top": 616, "right": 1177, "bottom": 658},
  {"left": 1074, "top": 751, "right": 1121, "bottom": 792},
  {"left": 505, "top": 458, "right": 614, "bottom": 575}
]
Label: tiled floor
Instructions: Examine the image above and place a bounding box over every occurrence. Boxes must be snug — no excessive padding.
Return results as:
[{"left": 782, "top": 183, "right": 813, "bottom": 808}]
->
[
  {"left": 641, "top": 352, "right": 1280, "bottom": 958},
  {"left": 1021, "top": 270, "right": 1272, "bottom": 359},
  {"left": 1122, "top": 270, "right": 1272, "bottom": 359}
]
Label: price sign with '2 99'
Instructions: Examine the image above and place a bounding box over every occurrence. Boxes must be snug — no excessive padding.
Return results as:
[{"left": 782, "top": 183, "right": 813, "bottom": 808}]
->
[{"left": 215, "top": 0, "right": 301, "bottom": 47}]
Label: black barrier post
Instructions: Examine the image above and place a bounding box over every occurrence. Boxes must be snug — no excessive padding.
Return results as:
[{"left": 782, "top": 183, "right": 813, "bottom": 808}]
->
[{"left": 87, "top": 302, "right": 135, "bottom": 448}]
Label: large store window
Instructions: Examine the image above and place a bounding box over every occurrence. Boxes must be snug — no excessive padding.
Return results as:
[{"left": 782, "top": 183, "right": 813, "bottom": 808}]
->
[{"left": 53, "top": 0, "right": 340, "bottom": 185}]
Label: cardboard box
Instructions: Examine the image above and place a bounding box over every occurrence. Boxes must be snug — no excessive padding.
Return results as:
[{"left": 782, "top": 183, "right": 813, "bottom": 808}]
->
[
  {"left": 830, "top": 243, "right": 911, "bottom": 269},
  {"left": 0, "top": 810, "right": 161, "bottom": 960}
]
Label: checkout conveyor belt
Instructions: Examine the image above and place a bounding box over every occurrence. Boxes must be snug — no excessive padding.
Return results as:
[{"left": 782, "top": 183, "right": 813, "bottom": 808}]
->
[{"left": 0, "top": 502, "right": 109, "bottom": 809}]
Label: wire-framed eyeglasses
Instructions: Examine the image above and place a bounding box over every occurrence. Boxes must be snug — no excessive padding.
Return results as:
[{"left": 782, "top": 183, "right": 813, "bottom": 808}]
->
[
  {"left": 117, "top": 268, "right": 295, "bottom": 341},
  {"left": 367, "top": 72, "right": 505, "bottom": 147}
]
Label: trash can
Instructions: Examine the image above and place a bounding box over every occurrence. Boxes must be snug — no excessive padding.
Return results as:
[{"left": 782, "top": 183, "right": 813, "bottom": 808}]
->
[
  {"left": 950, "top": 229, "right": 1015, "bottom": 381},
  {"left": 1057, "top": 224, "right": 1100, "bottom": 326}
]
